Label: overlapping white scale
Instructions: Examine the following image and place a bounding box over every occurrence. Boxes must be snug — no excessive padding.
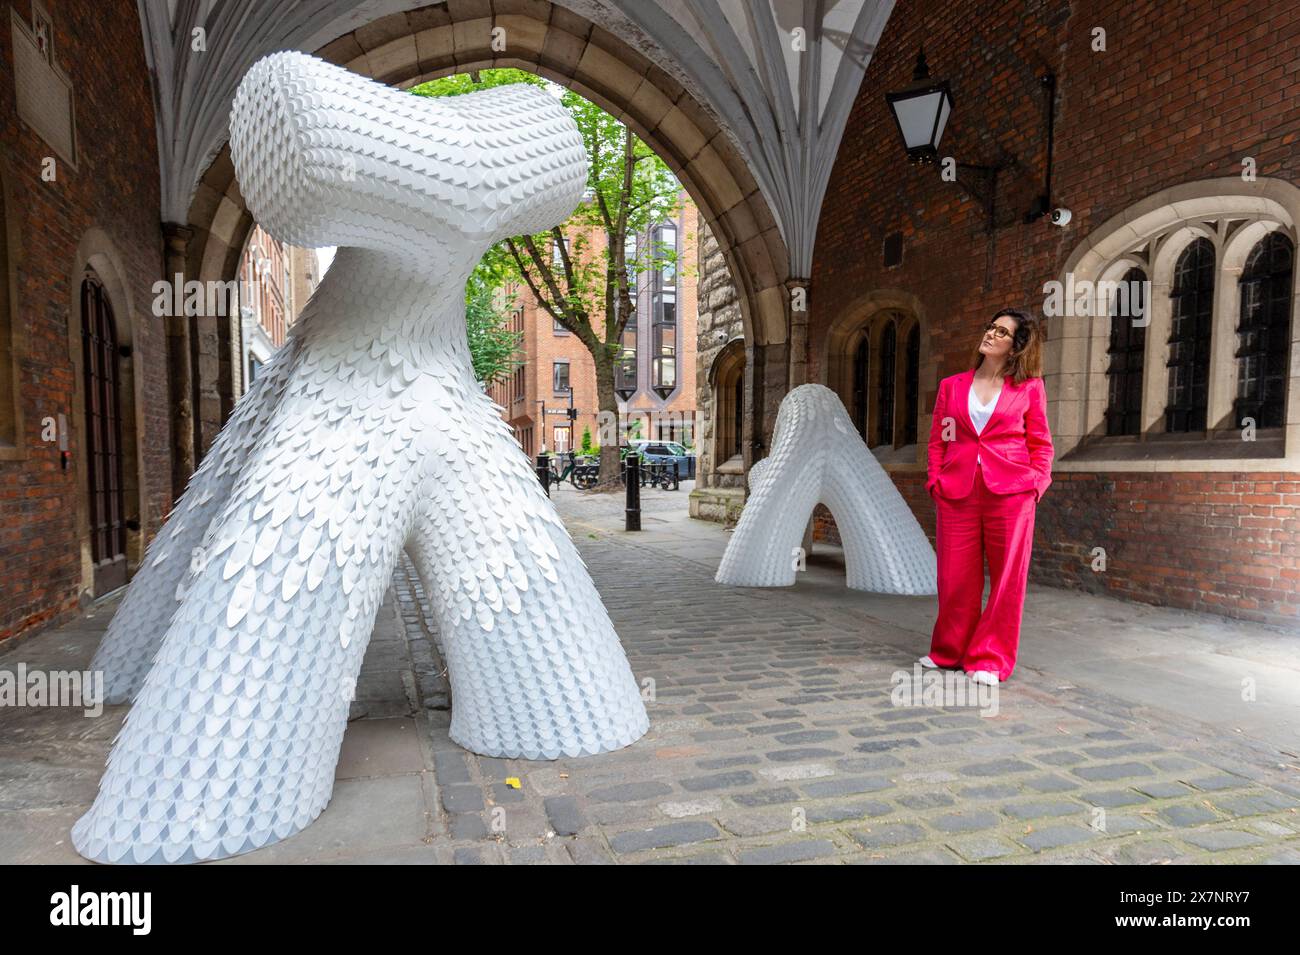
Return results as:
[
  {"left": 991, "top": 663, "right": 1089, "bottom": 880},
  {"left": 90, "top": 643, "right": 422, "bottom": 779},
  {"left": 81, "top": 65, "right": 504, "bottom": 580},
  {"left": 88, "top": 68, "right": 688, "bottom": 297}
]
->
[{"left": 75, "top": 50, "right": 643, "bottom": 863}]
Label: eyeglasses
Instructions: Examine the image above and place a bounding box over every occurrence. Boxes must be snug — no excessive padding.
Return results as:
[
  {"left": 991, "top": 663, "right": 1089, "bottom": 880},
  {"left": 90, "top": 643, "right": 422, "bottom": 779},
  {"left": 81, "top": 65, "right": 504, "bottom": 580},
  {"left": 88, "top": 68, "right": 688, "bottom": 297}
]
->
[{"left": 983, "top": 323, "right": 1013, "bottom": 339}]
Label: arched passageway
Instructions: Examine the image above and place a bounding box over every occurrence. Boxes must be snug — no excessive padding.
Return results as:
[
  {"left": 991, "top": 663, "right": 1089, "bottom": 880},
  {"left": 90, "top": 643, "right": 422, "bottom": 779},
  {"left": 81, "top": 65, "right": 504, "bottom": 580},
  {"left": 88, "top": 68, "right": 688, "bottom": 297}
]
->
[{"left": 176, "top": 2, "right": 793, "bottom": 486}]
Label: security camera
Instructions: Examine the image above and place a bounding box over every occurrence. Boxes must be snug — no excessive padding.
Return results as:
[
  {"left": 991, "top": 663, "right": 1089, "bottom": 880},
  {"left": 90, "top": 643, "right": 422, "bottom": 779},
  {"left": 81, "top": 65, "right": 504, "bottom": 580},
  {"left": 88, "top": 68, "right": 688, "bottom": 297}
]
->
[{"left": 1050, "top": 207, "right": 1072, "bottom": 227}]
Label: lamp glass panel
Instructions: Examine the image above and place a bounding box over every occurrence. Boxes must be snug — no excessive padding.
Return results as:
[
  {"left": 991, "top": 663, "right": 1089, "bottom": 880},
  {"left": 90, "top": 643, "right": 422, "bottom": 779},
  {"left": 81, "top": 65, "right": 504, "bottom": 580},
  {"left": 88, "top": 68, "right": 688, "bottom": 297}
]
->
[
  {"left": 892, "top": 89, "right": 947, "bottom": 149},
  {"left": 933, "top": 94, "right": 951, "bottom": 148}
]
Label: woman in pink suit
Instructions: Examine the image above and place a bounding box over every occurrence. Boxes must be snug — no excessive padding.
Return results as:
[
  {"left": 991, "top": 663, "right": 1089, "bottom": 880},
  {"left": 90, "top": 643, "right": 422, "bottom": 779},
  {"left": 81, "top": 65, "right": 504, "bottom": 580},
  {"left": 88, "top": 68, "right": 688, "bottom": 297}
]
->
[{"left": 922, "top": 308, "right": 1054, "bottom": 684}]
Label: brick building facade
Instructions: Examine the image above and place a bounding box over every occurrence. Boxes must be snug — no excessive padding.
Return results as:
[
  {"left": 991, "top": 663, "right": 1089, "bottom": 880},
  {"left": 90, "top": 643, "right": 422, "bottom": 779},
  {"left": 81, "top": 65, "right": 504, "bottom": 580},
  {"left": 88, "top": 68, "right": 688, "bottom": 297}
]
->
[
  {"left": 236, "top": 226, "right": 318, "bottom": 395},
  {"left": 491, "top": 194, "right": 699, "bottom": 460},
  {"left": 806, "top": 0, "right": 1300, "bottom": 626},
  {"left": 4, "top": 0, "right": 1295, "bottom": 644},
  {"left": 0, "top": 0, "right": 169, "bottom": 638}
]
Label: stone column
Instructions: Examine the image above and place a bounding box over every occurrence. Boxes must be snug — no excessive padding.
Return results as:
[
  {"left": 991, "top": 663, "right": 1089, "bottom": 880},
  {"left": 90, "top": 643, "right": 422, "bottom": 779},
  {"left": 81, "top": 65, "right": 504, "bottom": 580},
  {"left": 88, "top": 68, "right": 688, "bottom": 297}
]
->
[
  {"left": 162, "top": 223, "right": 195, "bottom": 501},
  {"left": 786, "top": 277, "right": 810, "bottom": 389},
  {"left": 785, "top": 277, "right": 812, "bottom": 552}
]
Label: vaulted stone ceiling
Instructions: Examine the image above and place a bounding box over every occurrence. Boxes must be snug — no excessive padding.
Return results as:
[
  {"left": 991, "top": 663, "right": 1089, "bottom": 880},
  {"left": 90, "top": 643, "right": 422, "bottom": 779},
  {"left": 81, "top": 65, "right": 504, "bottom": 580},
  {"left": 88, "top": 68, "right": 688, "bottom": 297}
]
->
[{"left": 145, "top": 0, "right": 892, "bottom": 277}]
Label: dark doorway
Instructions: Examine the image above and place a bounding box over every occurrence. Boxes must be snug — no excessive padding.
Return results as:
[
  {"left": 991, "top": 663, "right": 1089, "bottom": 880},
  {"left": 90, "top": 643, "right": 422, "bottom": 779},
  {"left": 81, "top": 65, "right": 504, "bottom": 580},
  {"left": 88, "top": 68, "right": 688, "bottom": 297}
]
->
[{"left": 81, "top": 274, "right": 127, "bottom": 595}]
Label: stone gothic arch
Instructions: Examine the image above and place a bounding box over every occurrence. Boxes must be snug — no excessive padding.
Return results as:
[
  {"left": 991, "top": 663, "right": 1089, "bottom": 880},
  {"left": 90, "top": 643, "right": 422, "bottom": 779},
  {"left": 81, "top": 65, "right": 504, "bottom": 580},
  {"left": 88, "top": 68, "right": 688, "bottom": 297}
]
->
[{"left": 175, "top": 1, "right": 792, "bottom": 479}]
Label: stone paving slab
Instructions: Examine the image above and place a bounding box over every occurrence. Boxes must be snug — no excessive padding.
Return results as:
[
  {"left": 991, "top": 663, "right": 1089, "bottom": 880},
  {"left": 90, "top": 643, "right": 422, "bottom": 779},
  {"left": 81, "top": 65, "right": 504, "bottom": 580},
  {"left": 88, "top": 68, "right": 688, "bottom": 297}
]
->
[{"left": 2, "top": 483, "right": 1299, "bottom": 864}]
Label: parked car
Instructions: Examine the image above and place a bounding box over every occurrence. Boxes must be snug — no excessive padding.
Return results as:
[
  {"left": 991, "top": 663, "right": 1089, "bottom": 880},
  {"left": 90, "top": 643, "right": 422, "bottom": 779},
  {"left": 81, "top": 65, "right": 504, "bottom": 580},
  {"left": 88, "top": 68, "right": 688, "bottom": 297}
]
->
[{"left": 627, "top": 440, "right": 696, "bottom": 480}]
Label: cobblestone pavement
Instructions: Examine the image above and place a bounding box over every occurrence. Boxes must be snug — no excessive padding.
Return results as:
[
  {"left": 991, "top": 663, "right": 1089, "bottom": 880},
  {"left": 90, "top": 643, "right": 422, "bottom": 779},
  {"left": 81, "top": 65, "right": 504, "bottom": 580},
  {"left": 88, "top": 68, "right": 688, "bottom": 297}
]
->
[{"left": 2, "top": 480, "right": 1299, "bottom": 864}]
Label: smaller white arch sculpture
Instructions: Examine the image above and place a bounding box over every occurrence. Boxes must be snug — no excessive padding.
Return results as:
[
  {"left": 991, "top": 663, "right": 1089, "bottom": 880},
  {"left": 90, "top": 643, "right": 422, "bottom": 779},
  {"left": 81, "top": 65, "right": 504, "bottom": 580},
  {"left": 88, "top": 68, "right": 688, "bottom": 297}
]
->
[{"left": 715, "top": 384, "right": 937, "bottom": 594}]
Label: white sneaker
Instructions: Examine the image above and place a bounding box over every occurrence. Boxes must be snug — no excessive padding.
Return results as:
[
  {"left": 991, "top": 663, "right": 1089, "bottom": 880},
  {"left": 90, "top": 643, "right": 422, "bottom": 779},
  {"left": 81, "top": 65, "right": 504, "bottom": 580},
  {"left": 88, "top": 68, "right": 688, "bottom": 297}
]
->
[
  {"left": 919, "top": 655, "right": 938, "bottom": 669},
  {"left": 969, "top": 670, "right": 999, "bottom": 686}
]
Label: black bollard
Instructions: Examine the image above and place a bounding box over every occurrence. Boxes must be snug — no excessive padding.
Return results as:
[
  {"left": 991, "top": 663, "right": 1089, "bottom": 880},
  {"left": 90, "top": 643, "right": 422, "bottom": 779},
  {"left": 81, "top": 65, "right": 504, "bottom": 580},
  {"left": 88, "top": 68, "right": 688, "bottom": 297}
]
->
[
  {"left": 625, "top": 454, "right": 641, "bottom": 531},
  {"left": 536, "top": 452, "right": 550, "bottom": 496}
]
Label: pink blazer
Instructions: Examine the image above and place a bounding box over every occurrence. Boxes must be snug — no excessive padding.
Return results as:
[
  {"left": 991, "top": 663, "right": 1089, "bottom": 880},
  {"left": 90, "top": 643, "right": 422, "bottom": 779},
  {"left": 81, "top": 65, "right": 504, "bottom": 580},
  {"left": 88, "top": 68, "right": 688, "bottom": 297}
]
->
[{"left": 925, "top": 369, "right": 1054, "bottom": 502}]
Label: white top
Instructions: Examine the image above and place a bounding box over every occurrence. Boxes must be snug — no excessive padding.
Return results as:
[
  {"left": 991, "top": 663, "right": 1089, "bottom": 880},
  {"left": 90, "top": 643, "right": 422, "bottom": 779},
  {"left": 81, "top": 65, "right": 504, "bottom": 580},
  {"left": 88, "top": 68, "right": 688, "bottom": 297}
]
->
[{"left": 969, "top": 382, "right": 1001, "bottom": 464}]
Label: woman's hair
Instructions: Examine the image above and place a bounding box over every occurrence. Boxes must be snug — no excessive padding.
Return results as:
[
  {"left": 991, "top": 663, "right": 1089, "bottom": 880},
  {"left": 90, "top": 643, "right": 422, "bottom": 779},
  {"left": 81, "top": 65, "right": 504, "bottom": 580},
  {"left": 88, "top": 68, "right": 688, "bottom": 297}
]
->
[{"left": 971, "top": 307, "right": 1044, "bottom": 383}]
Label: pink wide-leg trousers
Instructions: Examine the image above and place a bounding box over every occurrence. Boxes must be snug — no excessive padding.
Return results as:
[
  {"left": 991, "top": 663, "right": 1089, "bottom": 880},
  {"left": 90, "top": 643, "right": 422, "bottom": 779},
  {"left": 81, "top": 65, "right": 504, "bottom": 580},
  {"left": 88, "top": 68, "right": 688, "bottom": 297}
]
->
[{"left": 928, "top": 465, "right": 1037, "bottom": 681}]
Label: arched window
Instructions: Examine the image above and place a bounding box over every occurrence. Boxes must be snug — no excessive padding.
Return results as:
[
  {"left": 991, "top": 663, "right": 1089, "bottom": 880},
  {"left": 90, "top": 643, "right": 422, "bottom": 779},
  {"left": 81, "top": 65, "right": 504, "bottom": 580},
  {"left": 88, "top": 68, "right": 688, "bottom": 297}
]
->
[
  {"left": 851, "top": 337, "right": 868, "bottom": 438},
  {"left": 902, "top": 322, "right": 919, "bottom": 446},
  {"left": 1166, "top": 238, "right": 1214, "bottom": 432},
  {"left": 1235, "top": 232, "right": 1293, "bottom": 429},
  {"left": 1105, "top": 267, "right": 1147, "bottom": 436},
  {"left": 81, "top": 273, "right": 127, "bottom": 592},
  {"left": 877, "top": 321, "right": 896, "bottom": 446},
  {"left": 1055, "top": 180, "right": 1300, "bottom": 461},
  {"left": 826, "top": 303, "right": 923, "bottom": 455}
]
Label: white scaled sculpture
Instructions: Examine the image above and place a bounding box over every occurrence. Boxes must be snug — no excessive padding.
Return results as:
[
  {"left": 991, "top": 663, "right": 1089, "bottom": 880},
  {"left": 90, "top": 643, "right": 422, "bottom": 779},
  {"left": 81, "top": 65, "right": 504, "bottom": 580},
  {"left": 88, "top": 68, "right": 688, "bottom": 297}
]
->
[
  {"left": 74, "top": 52, "right": 648, "bottom": 864},
  {"left": 715, "top": 384, "right": 937, "bottom": 594}
]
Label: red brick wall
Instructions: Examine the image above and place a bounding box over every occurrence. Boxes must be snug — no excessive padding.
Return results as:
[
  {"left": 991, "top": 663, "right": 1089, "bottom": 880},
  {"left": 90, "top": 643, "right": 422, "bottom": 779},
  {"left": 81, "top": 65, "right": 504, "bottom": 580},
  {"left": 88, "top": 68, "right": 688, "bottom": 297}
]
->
[
  {"left": 811, "top": 0, "right": 1300, "bottom": 627},
  {"left": 0, "top": 0, "right": 167, "bottom": 641}
]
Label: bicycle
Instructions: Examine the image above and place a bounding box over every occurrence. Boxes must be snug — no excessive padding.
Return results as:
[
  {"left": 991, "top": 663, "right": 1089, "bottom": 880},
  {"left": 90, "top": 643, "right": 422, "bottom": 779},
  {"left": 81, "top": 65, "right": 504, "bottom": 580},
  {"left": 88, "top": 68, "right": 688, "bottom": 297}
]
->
[
  {"left": 619, "top": 455, "right": 679, "bottom": 491},
  {"left": 543, "top": 451, "right": 599, "bottom": 494}
]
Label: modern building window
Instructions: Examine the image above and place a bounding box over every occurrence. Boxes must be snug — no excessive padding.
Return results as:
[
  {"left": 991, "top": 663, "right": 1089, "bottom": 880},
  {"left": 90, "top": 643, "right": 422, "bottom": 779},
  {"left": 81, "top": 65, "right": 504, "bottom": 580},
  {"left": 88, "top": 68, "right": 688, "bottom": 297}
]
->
[
  {"left": 553, "top": 425, "right": 571, "bottom": 452},
  {"left": 1105, "top": 267, "right": 1147, "bottom": 436},
  {"left": 1235, "top": 231, "right": 1293, "bottom": 429},
  {"left": 652, "top": 324, "right": 676, "bottom": 391},
  {"left": 553, "top": 315, "right": 568, "bottom": 334},
  {"left": 616, "top": 323, "right": 637, "bottom": 394},
  {"left": 1166, "top": 237, "right": 1214, "bottom": 433},
  {"left": 651, "top": 223, "right": 677, "bottom": 394},
  {"left": 656, "top": 224, "right": 676, "bottom": 288},
  {"left": 552, "top": 360, "right": 570, "bottom": 394}
]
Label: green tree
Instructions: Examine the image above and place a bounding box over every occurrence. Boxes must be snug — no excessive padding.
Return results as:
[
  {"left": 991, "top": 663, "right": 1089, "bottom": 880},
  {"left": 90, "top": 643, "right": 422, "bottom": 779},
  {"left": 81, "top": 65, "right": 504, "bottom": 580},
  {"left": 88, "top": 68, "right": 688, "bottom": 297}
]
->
[
  {"left": 413, "top": 71, "right": 682, "bottom": 484},
  {"left": 463, "top": 274, "right": 520, "bottom": 387}
]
